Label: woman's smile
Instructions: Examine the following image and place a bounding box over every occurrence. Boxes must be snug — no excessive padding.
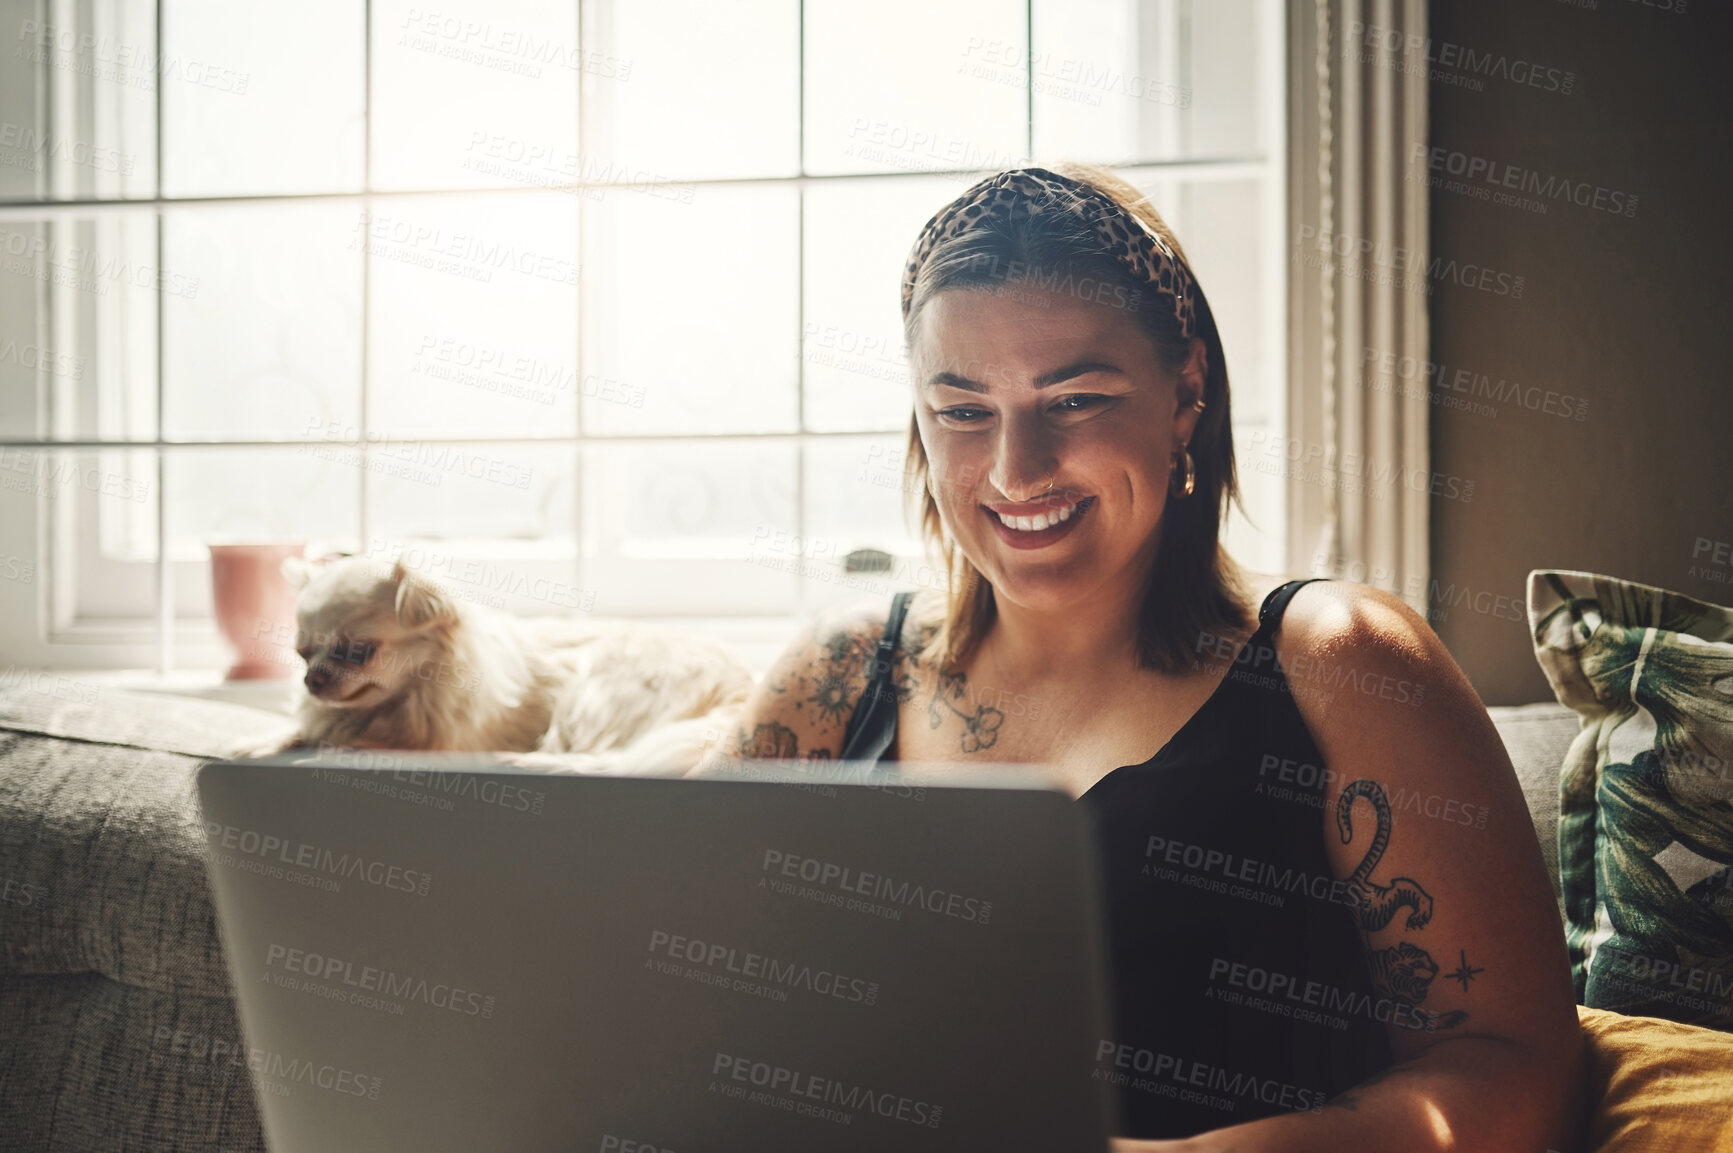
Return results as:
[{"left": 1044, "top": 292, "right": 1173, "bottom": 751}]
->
[{"left": 983, "top": 494, "right": 1097, "bottom": 549}]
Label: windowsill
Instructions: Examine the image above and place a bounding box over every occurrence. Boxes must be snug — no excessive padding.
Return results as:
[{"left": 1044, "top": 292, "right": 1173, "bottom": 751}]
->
[{"left": 26, "top": 613, "right": 812, "bottom": 713}]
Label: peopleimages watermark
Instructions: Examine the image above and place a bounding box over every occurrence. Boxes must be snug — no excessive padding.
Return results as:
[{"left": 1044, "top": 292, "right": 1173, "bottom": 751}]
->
[
  {"left": 460, "top": 132, "right": 694, "bottom": 204},
  {"left": 300, "top": 418, "right": 536, "bottom": 491},
  {"left": 0, "top": 120, "right": 135, "bottom": 177},
  {"left": 14, "top": 18, "right": 251, "bottom": 95},
  {"left": 0, "top": 338, "right": 83, "bottom": 380},
  {"left": 204, "top": 821, "right": 433, "bottom": 897},
  {"left": 0, "top": 666, "right": 98, "bottom": 706},
  {"left": 149, "top": 1027, "right": 383, "bottom": 1101},
  {"left": 1244, "top": 430, "right": 1475, "bottom": 505},
  {"left": 711, "top": 1052, "right": 943, "bottom": 1129},
  {"left": 411, "top": 336, "right": 646, "bottom": 410},
  {"left": 746, "top": 525, "right": 950, "bottom": 598},
  {"left": 1193, "top": 628, "right": 1427, "bottom": 707},
  {"left": 394, "top": 8, "right": 631, "bottom": 81},
  {"left": 1, "top": 875, "right": 48, "bottom": 907},
  {"left": 1141, "top": 833, "right": 1362, "bottom": 913},
  {"left": 306, "top": 757, "right": 547, "bottom": 816},
  {"left": 1307, "top": 554, "right": 1527, "bottom": 628},
  {"left": 1555, "top": 0, "right": 1687, "bottom": 14},
  {"left": 1409, "top": 145, "right": 1638, "bottom": 219},
  {"left": 958, "top": 38, "right": 1192, "bottom": 109},
  {"left": 1359, "top": 346, "right": 1589, "bottom": 423},
  {"left": 841, "top": 117, "right": 1020, "bottom": 175},
  {"left": 598, "top": 1136, "right": 674, "bottom": 1153},
  {"left": 363, "top": 538, "right": 597, "bottom": 613},
  {"left": 0, "top": 225, "right": 200, "bottom": 298},
  {"left": 1293, "top": 224, "right": 1525, "bottom": 299},
  {"left": 264, "top": 941, "right": 497, "bottom": 1019},
  {"left": 759, "top": 849, "right": 992, "bottom": 926},
  {"left": 1593, "top": 946, "right": 1733, "bottom": 1016},
  {"left": 1255, "top": 754, "right": 1489, "bottom": 830},
  {"left": 645, "top": 929, "right": 881, "bottom": 1007},
  {"left": 1345, "top": 22, "right": 1576, "bottom": 96},
  {"left": 347, "top": 210, "right": 579, "bottom": 287},
  {"left": 1207, "top": 956, "right": 1444, "bottom": 1033},
  {"left": 1094, "top": 1040, "right": 1329, "bottom": 1115},
  {"left": 802, "top": 322, "right": 909, "bottom": 387},
  {"left": 0, "top": 449, "right": 151, "bottom": 503},
  {"left": 1689, "top": 536, "right": 1732, "bottom": 585}
]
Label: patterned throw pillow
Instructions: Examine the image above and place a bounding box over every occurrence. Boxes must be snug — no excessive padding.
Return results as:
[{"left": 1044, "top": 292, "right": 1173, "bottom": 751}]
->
[{"left": 1527, "top": 570, "right": 1733, "bottom": 1031}]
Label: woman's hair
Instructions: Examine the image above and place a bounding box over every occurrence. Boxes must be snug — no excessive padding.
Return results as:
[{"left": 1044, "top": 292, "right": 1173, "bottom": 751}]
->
[{"left": 900, "top": 160, "right": 1256, "bottom": 676}]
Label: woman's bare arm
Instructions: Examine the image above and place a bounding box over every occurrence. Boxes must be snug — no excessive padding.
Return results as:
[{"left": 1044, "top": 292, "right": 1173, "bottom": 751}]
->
[
  {"left": 1115, "top": 581, "right": 1586, "bottom": 1153},
  {"left": 688, "top": 598, "right": 897, "bottom": 776}
]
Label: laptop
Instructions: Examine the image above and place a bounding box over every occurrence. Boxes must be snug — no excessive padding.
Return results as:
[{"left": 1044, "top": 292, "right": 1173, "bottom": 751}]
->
[{"left": 196, "top": 752, "right": 1122, "bottom": 1152}]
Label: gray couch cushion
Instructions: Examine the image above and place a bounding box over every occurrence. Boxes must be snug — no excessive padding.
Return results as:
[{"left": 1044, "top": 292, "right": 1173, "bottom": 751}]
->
[
  {"left": 0, "top": 688, "right": 293, "bottom": 994},
  {"left": 0, "top": 973, "right": 265, "bottom": 1153},
  {"left": 1487, "top": 701, "right": 1582, "bottom": 916}
]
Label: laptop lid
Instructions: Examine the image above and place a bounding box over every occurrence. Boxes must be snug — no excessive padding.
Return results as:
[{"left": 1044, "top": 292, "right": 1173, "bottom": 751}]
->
[{"left": 197, "top": 754, "right": 1120, "bottom": 1152}]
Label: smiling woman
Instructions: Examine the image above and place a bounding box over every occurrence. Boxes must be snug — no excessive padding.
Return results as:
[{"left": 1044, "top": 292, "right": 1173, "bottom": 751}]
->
[
  {"left": 696, "top": 163, "right": 1585, "bottom": 1151},
  {"left": 901, "top": 163, "right": 1254, "bottom": 678}
]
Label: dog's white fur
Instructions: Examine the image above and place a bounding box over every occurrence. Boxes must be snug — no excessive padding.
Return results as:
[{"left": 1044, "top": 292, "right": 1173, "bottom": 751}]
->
[{"left": 268, "top": 556, "right": 752, "bottom": 775}]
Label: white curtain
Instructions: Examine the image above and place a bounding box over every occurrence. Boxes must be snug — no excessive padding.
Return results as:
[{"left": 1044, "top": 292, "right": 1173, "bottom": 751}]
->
[{"left": 1286, "top": 0, "right": 1430, "bottom": 609}]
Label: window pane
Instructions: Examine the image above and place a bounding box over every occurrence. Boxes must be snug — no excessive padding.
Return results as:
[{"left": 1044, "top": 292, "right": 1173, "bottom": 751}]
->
[
  {"left": 371, "top": 0, "right": 581, "bottom": 191},
  {"left": 1, "top": 214, "right": 161, "bottom": 441},
  {"left": 5, "top": 0, "right": 158, "bottom": 201},
  {"left": 161, "top": 0, "right": 365, "bottom": 197},
  {"left": 799, "top": 435, "right": 932, "bottom": 613},
  {"left": 365, "top": 194, "right": 579, "bottom": 438},
  {"left": 163, "top": 204, "right": 363, "bottom": 440},
  {"left": 585, "top": 441, "right": 796, "bottom": 614},
  {"left": 167, "top": 447, "right": 359, "bottom": 558},
  {"left": 1031, "top": 0, "right": 1265, "bottom": 164},
  {"left": 804, "top": 0, "right": 1027, "bottom": 176},
  {"left": 367, "top": 441, "right": 575, "bottom": 545},
  {"left": 583, "top": 0, "right": 798, "bottom": 181},
  {"left": 1118, "top": 171, "right": 1272, "bottom": 426},
  {"left": 582, "top": 183, "right": 796, "bottom": 436},
  {"left": 802, "top": 177, "right": 959, "bottom": 432}
]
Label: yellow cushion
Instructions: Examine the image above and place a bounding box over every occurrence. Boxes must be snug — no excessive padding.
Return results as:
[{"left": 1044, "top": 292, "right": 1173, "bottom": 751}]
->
[{"left": 1579, "top": 1005, "right": 1733, "bottom": 1151}]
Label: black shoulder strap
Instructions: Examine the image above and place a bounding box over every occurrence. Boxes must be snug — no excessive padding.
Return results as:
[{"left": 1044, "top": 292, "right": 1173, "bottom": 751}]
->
[
  {"left": 838, "top": 590, "right": 914, "bottom": 762},
  {"left": 1256, "top": 577, "right": 1330, "bottom": 635}
]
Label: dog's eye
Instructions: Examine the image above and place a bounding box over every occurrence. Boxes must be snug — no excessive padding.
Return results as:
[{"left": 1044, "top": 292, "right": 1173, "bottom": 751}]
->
[{"left": 336, "top": 639, "right": 378, "bottom": 665}]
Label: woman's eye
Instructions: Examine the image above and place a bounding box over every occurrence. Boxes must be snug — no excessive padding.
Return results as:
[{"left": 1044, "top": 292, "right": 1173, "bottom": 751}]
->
[
  {"left": 938, "top": 407, "right": 990, "bottom": 422},
  {"left": 1055, "top": 394, "right": 1106, "bottom": 413}
]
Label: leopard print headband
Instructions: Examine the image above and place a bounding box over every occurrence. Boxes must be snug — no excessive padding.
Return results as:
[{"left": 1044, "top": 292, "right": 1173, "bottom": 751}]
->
[{"left": 899, "top": 167, "right": 1200, "bottom": 341}]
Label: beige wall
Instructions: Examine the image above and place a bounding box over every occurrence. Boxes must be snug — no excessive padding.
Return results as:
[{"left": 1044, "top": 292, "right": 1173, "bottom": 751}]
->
[{"left": 1423, "top": 0, "right": 1731, "bottom": 704}]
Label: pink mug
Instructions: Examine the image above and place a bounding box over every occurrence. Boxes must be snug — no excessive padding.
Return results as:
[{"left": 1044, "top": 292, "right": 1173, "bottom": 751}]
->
[{"left": 209, "top": 541, "right": 307, "bottom": 680}]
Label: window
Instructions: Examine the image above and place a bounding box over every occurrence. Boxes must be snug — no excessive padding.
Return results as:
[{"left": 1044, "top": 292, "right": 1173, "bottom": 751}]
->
[{"left": 0, "top": 0, "right": 1285, "bottom": 671}]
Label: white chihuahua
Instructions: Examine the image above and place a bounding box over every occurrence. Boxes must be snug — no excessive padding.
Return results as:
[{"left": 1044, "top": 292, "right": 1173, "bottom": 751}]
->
[{"left": 271, "top": 555, "right": 752, "bottom": 774}]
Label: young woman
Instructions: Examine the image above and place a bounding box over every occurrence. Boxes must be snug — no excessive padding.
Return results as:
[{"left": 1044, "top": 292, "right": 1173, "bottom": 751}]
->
[{"left": 696, "top": 162, "right": 1584, "bottom": 1151}]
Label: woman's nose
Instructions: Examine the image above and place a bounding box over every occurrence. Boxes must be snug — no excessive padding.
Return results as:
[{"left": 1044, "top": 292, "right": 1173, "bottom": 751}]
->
[{"left": 987, "top": 420, "right": 1058, "bottom": 501}]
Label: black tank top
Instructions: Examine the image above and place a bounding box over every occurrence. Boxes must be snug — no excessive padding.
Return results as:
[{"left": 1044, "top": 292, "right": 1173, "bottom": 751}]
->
[{"left": 838, "top": 578, "right": 1393, "bottom": 1139}]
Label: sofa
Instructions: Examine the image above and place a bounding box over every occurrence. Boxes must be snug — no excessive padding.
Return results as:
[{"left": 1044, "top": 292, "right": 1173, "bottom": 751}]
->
[{"left": 0, "top": 682, "right": 1722, "bottom": 1151}]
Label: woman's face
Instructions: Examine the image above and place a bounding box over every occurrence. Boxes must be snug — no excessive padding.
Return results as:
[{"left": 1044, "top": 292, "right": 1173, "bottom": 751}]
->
[{"left": 909, "top": 284, "right": 1206, "bottom": 614}]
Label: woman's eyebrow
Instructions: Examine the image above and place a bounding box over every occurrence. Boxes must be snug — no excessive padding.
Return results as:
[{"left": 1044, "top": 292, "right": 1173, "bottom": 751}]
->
[{"left": 924, "top": 361, "right": 1126, "bottom": 392}]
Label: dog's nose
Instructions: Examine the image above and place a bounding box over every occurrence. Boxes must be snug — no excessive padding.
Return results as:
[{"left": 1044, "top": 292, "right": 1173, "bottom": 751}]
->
[{"left": 304, "top": 666, "right": 332, "bottom": 693}]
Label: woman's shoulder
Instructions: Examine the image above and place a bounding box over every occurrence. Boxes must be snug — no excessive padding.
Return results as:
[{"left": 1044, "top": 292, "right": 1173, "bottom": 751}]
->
[
  {"left": 703, "top": 592, "right": 933, "bottom": 767},
  {"left": 1264, "top": 577, "right": 1453, "bottom": 719}
]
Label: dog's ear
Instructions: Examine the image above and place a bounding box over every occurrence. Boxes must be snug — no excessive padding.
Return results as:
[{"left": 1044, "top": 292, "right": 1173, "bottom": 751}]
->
[
  {"left": 281, "top": 556, "right": 315, "bottom": 591},
  {"left": 392, "top": 559, "right": 457, "bottom": 631}
]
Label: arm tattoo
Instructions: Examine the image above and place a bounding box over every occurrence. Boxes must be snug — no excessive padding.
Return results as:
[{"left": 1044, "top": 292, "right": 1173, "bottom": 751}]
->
[{"left": 1338, "top": 779, "right": 1472, "bottom": 1035}]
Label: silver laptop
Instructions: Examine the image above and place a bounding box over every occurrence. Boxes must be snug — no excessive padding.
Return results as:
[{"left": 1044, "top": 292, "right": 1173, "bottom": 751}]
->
[{"left": 196, "top": 753, "right": 1121, "bottom": 1152}]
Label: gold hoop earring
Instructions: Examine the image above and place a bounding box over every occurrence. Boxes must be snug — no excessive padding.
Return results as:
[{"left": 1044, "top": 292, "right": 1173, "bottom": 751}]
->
[{"left": 1172, "top": 449, "right": 1196, "bottom": 498}]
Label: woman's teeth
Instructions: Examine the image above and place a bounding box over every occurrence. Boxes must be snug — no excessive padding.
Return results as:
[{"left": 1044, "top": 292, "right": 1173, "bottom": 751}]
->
[{"left": 996, "top": 498, "right": 1085, "bottom": 532}]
